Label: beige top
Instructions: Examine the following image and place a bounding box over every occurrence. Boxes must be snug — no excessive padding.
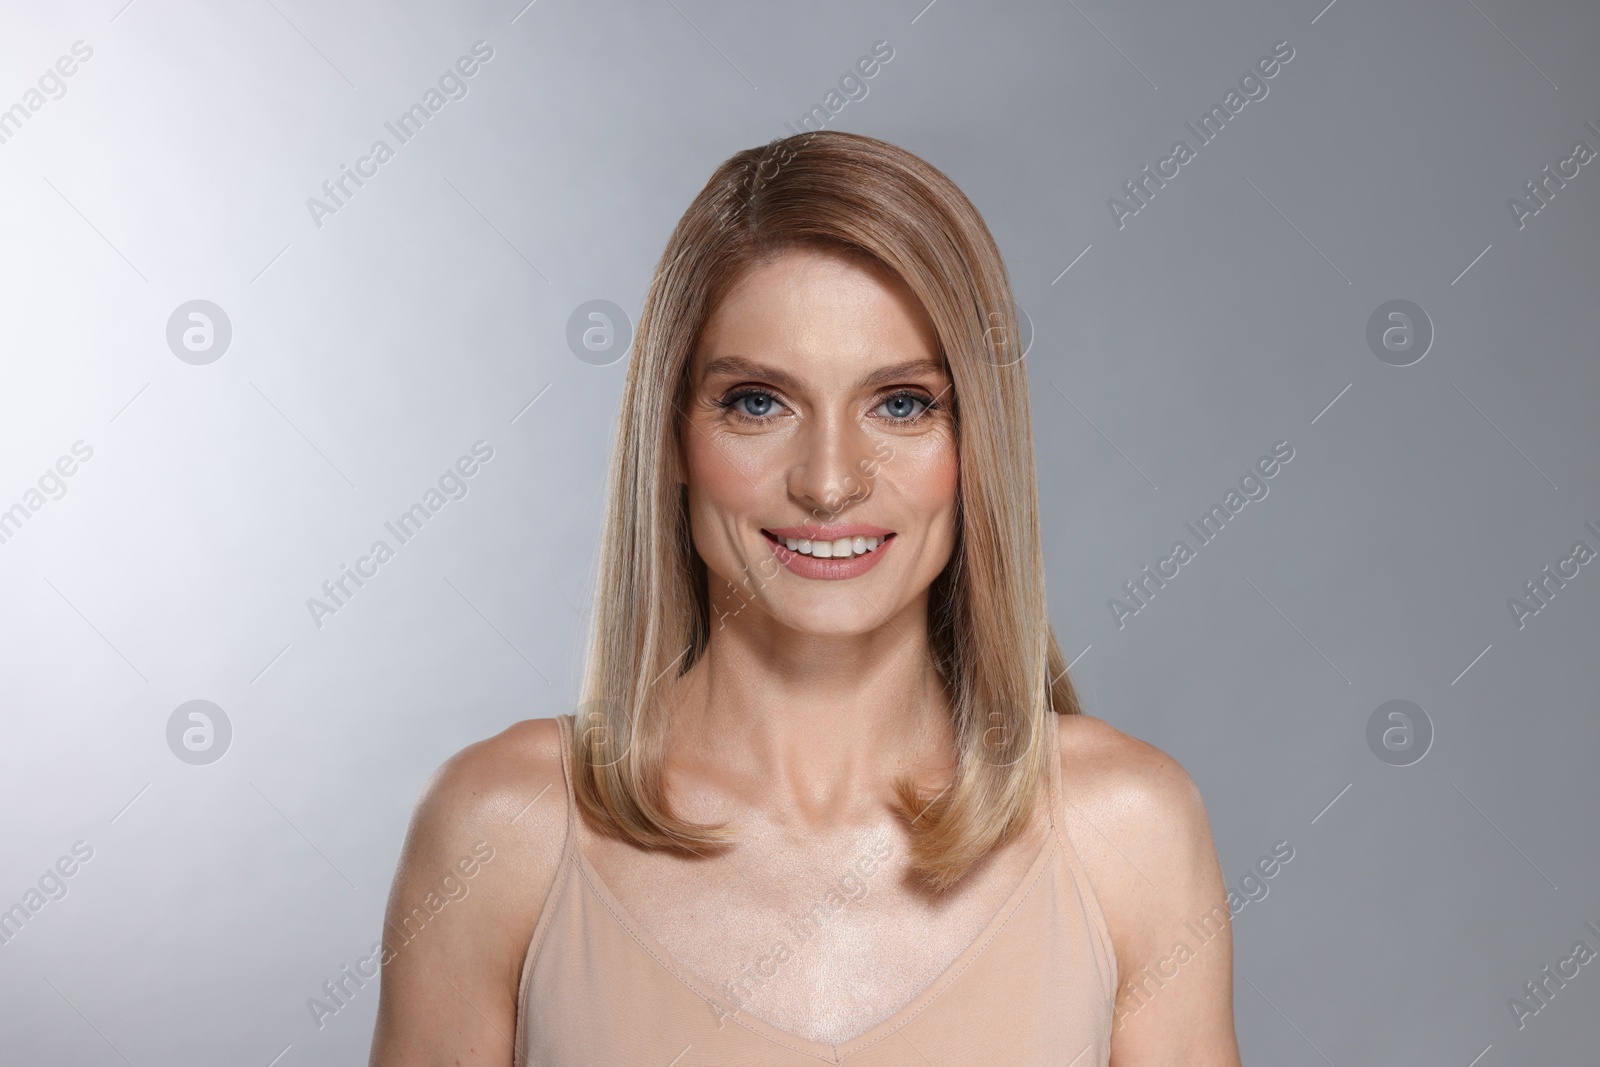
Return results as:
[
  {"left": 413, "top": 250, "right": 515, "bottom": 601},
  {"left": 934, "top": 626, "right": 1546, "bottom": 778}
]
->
[{"left": 514, "top": 712, "right": 1118, "bottom": 1065}]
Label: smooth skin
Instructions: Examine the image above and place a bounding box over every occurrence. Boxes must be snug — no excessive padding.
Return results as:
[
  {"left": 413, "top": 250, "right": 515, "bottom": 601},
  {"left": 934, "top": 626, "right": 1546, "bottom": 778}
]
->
[{"left": 369, "top": 246, "right": 1241, "bottom": 1065}]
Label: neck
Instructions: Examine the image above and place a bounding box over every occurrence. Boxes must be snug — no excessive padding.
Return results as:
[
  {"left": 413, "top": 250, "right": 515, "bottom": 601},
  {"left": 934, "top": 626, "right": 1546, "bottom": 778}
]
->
[{"left": 665, "top": 595, "right": 955, "bottom": 830}]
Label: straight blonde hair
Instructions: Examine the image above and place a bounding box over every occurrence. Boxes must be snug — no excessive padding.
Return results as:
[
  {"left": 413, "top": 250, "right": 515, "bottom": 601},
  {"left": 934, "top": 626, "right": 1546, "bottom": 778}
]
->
[{"left": 573, "top": 130, "right": 1083, "bottom": 892}]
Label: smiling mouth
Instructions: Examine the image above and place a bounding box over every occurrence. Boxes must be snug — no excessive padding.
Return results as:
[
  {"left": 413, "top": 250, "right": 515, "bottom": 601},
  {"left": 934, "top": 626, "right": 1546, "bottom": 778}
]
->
[{"left": 761, "top": 530, "right": 895, "bottom": 560}]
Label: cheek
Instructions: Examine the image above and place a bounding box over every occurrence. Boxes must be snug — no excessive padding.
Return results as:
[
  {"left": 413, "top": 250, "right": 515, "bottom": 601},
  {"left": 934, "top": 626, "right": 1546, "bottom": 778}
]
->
[
  {"left": 879, "top": 433, "right": 959, "bottom": 524},
  {"left": 684, "top": 428, "right": 772, "bottom": 509},
  {"left": 683, "top": 429, "right": 771, "bottom": 563}
]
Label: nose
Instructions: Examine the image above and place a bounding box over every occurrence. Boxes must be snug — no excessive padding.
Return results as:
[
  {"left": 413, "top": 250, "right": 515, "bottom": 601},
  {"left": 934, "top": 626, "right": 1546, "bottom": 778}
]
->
[{"left": 787, "top": 409, "right": 875, "bottom": 521}]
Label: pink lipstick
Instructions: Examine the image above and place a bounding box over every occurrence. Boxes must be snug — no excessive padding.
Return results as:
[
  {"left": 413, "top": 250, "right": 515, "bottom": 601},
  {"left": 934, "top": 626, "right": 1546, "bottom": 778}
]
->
[{"left": 760, "top": 525, "right": 895, "bottom": 581}]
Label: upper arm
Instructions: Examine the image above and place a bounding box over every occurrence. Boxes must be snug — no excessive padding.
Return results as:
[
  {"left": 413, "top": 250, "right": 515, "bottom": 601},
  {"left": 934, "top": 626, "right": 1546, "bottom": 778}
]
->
[
  {"left": 1056, "top": 716, "right": 1240, "bottom": 1067},
  {"left": 368, "top": 718, "right": 568, "bottom": 1067}
]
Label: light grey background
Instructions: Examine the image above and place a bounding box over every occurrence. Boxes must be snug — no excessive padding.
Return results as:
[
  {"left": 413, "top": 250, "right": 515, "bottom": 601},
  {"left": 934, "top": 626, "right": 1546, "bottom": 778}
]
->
[{"left": 2, "top": 0, "right": 1597, "bottom": 1063}]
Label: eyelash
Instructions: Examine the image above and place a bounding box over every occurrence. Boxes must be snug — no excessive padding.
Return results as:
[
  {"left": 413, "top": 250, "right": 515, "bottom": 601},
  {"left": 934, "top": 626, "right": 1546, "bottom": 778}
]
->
[{"left": 716, "top": 388, "right": 941, "bottom": 424}]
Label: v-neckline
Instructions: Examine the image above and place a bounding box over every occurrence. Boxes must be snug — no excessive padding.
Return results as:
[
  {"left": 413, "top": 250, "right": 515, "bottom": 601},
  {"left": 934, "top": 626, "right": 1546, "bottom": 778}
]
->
[{"left": 569, "top": 821, "right": 1059, "bottom": 1062}]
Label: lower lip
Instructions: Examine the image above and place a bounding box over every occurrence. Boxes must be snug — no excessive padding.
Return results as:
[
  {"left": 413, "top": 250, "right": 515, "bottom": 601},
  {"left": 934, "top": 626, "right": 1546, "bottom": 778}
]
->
[{"left": 763, "top": 533, "right": 894, "bottom": 580}]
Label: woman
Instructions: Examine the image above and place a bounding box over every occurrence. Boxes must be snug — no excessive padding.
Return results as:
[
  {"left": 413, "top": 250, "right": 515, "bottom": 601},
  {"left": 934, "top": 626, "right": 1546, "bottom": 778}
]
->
[{"left": 370, "top": 131, "right": 1240, "bottom": 1065}]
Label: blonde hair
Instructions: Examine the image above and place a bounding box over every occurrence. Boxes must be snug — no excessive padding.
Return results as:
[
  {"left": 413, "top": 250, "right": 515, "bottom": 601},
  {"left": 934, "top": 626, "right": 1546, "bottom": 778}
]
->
[{"left": 573, "top": 130, "right": 1083, "bottom": 892}]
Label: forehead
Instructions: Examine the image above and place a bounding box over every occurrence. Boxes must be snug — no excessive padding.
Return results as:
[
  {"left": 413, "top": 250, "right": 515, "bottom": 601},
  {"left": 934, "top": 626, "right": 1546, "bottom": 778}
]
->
[{"left": 692, "top": 246, "right": 942, "bottom": 379}]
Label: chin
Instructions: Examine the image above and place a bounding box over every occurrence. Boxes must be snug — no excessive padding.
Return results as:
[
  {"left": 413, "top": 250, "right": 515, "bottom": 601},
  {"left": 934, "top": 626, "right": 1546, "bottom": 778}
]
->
[{"left": 767, "top": 600, "right": 894, "bottom": 638}]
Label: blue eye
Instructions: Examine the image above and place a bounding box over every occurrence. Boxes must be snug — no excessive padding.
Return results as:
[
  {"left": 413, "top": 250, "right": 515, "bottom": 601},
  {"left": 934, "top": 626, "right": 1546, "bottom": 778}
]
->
[
  {"left": 720, "top": 389, "right": 782, "bottom": 419},
  {"left": 876, "top": 393, "right": 933, "bottom": 420},
  {"left": 736, "top": 392, "right": 775, "bottom": 417}
]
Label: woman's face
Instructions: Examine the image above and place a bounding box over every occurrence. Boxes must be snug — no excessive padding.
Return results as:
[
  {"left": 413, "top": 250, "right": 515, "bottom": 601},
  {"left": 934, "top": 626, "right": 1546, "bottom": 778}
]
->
[{"left": 681, "top": 245, "right": 959, "bottom": 638}]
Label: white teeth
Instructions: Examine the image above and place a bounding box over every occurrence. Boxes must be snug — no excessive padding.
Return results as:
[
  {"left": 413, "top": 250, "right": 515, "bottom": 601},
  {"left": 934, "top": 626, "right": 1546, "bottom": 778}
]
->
[{"left": 777, "top": 534, "right": 887, "bottom": 559}]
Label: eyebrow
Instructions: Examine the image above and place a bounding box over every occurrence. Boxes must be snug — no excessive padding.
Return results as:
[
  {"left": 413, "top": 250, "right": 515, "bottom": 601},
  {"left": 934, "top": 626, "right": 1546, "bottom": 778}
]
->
[{"left": 698, "top": 355, "right": 948, "bottom": 393}]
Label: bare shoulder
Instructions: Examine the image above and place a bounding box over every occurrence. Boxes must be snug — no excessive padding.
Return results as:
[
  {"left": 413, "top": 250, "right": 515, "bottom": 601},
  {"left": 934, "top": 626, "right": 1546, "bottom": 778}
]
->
[
  {"left": 1052, "top": 713, "right": 1226, "bottom": 963},
  {"left": 1054, "top": 713, "right": 1209, "bottom": 833},
  {"left": 1054, "top": 714, "right": 1238, "bottom": 1061},
  {"left": 369, "top": 717, "right": 570, "bottom": 1064},
  {"left": 409, "top": 715, "right": 568, "bottom": 843},
  {"left": 394, "top": 715, "right": 571, "bottom": 943}
]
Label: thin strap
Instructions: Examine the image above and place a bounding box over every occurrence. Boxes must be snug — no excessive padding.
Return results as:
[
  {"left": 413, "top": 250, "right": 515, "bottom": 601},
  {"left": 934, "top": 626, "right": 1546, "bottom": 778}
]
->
[
  {"left": 1045, "top": 711, "right": 1064, "bottom": 828},
  {"left": 513, "top": 714, "right": 582, "bottom": 1057},
  {"left": 553, "top": 713, "right": 577, "bottom": 841},
  {"left": 1044, "top": 710, "right": 1120, "bottom": 1004}
]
